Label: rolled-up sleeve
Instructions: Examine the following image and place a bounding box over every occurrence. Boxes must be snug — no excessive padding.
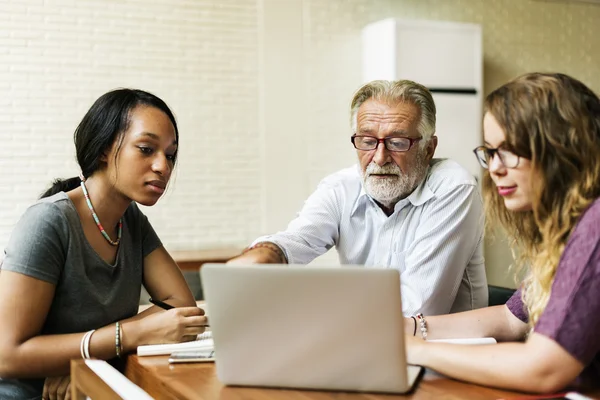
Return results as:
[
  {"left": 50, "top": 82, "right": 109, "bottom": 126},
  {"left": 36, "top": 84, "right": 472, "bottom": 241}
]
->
[
  {"left": 506, "top": 288, "right": 528, "bottom": 323},
  {"left": 253, "top": 179, "right": 342, "bottom": 265}
]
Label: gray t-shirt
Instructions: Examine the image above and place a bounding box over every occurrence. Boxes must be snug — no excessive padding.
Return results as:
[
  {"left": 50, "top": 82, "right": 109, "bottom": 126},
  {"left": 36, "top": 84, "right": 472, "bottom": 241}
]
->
[
  {"left": 507, "top": 198, "right": 600, "bottom": 389},
  {"left": 0, "top": 192, "right": 161, "bottom": 399}
]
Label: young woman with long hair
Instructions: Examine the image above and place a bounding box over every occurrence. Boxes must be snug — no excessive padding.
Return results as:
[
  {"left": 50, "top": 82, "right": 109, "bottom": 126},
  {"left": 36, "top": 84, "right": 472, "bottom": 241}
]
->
[{"left": 405, "top": 72, "right": 600, "bottom": 393}]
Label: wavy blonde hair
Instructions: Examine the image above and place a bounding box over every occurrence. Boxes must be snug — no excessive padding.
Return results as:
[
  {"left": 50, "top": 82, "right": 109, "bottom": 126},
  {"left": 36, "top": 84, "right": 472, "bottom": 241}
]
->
[{"left": 482, "top": 73, "right": 600, "bottom": 326}]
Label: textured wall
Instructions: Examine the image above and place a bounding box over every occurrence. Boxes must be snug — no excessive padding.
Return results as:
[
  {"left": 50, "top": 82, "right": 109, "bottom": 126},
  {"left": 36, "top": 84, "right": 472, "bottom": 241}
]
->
[
  {"left": 1, "top": 0, "right": 599, "bottom": 286},
  {"left": 302, "top": 0, "right": 600, "bottom": 284},
  {"left": 302, "top": 0, "right": 600, "bottom": 187}
]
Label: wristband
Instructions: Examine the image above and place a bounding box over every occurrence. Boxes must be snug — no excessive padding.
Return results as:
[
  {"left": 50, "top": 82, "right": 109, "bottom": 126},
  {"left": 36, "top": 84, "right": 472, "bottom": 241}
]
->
[
  {"left": 416, "top": 313, "right": 428, "bottom": 340},
  {"left": 80, "top": 329, "right": 95, "bottom": 359},
  {"left": 410, "top": 316, "right": 417, "bottom": 336},
  {"left": 115, "top": 321, "right": 122, "bottom": 358},
  {"left": 242, "top": 242, "right": 287, "bottom": 263}
]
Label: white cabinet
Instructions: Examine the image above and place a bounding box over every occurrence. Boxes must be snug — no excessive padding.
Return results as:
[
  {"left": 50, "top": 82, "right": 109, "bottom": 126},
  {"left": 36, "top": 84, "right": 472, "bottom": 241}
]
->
[
  {"left": 362, "top": 18, "right": 483, "bottom": 178},
  {"left": 432, "top": 93, "right": 481, "bottom": 177}
]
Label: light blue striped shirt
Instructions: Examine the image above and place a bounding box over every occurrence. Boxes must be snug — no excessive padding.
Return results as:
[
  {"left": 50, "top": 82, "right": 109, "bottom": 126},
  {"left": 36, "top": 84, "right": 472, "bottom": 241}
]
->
[{"left": 256, "top": 159, "right": 487, "bottom": 316}]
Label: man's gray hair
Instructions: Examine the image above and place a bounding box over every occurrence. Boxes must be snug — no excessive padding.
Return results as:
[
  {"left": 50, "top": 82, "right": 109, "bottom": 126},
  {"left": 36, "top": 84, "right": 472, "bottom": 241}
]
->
[{"left": 350, "top": 80, "right": 436, "bottom": 141}]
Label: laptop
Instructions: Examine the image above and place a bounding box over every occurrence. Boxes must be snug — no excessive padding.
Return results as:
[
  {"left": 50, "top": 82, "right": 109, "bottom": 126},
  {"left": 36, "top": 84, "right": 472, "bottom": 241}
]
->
[{"left": 200, "top": 264, "right": 424, "bottom": 394}]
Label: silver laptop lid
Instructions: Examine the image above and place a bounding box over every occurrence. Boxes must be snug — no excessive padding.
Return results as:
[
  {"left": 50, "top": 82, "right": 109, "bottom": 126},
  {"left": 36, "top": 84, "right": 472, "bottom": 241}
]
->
[{"left": 201, "top": 264, "right": 418, "bottom": 394}]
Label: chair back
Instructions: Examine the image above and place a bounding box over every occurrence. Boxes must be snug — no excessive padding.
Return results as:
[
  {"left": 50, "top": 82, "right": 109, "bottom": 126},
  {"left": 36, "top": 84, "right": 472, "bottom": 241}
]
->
[{"left": 488, "top": 285, "right": 516, "bottom": 306}]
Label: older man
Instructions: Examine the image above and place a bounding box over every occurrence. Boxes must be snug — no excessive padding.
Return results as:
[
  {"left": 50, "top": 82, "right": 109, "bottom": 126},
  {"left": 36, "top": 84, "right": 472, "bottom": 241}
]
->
[{"left": 231, "top": 80, "right": 487, "bottom": 316}]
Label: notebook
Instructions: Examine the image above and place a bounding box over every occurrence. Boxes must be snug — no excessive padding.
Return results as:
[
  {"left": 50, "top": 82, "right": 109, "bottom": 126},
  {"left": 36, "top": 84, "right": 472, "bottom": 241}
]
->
[
  {"left": 136, "top": 331, "right": 494, "bottom": 358},
  {"left": 200, "top": 264, "right": 424, "bottom": 394},
  {"left": 137, "top": 331, "right": 213, "bottom": 357},
  {"left": 429, "top": 337, "right": 496, "bottom": 345}
]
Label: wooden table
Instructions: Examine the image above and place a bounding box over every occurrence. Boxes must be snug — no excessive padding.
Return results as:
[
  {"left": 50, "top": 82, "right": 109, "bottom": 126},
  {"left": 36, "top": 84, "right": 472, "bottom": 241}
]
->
[
  {"left": 71, "top": 360, "right": 124, "bottom": 400},
  {"left": 171, "top": 249, "right": 243, "bottom": 271},
  {"left": 122, "top": 354, "right": 543, "bottom": 400}
]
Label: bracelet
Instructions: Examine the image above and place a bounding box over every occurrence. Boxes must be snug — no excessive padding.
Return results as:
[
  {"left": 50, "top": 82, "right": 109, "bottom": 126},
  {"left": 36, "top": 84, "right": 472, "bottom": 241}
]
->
[
  {"left": 79, "top": 331, "right": 87, "bottom": 359},
  {"left": 115, "top": 321, "right": 122, "bottom": 358},
  {"left": 80, "top": 329, "right": 95, "bottom": 359},
  {"left": 415, "top": 313, "right": 428, "bottom": 340},
  {"left": 242, "top": 242, "right": 288, "bottom": 263},
  {"left": 85, "top": 329, "right": 95, "bottom": 359},
  {"left": 410, "top": 316, "right": 417, "bottom": 336},
  {"left": 119, "top": 322, "right": 124, "bottom": 356}
]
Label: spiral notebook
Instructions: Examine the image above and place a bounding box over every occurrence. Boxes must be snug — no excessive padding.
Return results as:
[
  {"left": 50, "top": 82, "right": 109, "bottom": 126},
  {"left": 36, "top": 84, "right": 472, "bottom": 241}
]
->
[{"left": 137, "top": 331, "right": 213, "bottom": 356}]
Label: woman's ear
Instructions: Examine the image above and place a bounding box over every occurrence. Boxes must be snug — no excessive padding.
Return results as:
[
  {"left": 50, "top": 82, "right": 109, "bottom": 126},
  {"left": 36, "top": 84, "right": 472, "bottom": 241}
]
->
[{"left": 96, "top": 152, "right": 112, "bottom": 170}]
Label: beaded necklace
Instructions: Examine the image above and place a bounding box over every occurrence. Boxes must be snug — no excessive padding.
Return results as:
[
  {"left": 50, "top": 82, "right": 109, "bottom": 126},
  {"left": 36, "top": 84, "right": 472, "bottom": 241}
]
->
[{"left": 79, "top": 175, "right": 123, "bottom": 246}]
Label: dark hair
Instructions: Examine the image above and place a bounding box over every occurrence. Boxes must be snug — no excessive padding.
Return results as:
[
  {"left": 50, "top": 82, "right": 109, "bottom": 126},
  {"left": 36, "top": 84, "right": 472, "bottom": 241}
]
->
[{"left": 40, "top": 88, "right": 179, "bottom": 198}]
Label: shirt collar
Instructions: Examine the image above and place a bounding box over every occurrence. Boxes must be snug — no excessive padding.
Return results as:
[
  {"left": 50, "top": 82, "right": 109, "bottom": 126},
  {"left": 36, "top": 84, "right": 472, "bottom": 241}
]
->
[{"left": 352, "top": 167, "right": 435, "bottom": 216}]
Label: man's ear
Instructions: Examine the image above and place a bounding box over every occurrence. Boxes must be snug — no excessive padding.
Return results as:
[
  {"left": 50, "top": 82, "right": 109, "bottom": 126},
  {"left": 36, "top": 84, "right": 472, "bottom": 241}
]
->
[{"left": 426, "top": 135, "right": 438, "bottom": 160}]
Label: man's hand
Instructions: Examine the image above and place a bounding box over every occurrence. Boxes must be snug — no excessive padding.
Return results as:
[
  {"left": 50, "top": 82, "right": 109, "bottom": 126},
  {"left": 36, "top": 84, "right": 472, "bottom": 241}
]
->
[
  {"left": 227, "top": 246, "right": 284, "bottom": 265},
  {"left": 42, "top": 375, "right": 71, "bottom": 400}
]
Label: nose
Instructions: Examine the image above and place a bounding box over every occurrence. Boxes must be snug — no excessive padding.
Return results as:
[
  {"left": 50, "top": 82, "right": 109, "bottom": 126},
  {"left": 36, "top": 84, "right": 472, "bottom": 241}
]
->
[
  {"left": 372, "top": 142, "right": 391, "bottom": 167},
  {"left": 487, "top": 152, "right": 506, "bottom": 175},
  {"left": 152, "top": 154, "right": 171, "bottom": 177}
]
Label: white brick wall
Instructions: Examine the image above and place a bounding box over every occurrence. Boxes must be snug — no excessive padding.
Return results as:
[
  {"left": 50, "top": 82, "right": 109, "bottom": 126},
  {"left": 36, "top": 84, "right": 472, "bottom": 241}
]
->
[
  {"left": 1, "top": 0, "right": 600, "bottom": 285},
  {"left": 0, "top": 0, "right": 262, "bottom": 251}
]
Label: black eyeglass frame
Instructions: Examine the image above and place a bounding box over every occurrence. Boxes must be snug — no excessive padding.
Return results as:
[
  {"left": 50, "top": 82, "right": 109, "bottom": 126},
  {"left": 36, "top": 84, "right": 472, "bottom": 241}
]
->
[
  {"left": 472, "top": 145, "right": 521, "bottom": 169},
  {"left": 351, "top": 135, "right": 423, "bottom": 152}
]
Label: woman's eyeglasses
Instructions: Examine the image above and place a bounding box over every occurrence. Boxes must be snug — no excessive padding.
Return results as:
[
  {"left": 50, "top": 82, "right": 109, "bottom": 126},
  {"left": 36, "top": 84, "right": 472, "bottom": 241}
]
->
[{"left": 473, "top": 146, "right": 520, "bottom": 169}]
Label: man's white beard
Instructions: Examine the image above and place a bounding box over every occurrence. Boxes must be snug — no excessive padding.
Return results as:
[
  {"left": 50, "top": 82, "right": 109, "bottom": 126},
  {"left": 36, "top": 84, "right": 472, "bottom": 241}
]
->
[{"left": 360, "top": 153, "right": 428, "bottom": 207}]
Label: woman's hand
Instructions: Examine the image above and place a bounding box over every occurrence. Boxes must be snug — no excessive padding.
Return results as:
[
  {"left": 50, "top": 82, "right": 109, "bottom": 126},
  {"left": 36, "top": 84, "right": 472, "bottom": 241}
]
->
[
  {"left": 135, "top": 306, "right": 208, "bottom": 346},
  {"left": 42, "top": 375, "right": 71, "bottom": 400},
  {"left": 405, "top": 334, "right": 428, "bottom": 366}
]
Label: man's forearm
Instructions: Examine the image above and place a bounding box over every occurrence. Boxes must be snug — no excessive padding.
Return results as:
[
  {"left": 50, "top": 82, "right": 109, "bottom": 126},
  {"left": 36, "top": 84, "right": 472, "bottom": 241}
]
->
[{"left": 229, "top": 242, "right": 287, "bottom": 264}]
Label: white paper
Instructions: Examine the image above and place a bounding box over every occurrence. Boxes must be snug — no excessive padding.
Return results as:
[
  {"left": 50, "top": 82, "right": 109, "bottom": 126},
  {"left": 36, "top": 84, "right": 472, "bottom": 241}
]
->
[
  {"left": 137, "top": 331, "right": 213, "bottom": 356},
  {"left": 84, "top": 360, "right": 154, "bottom": 400},
  {"left": 427, "top": 337, "right": 497, "bottom": 345}
]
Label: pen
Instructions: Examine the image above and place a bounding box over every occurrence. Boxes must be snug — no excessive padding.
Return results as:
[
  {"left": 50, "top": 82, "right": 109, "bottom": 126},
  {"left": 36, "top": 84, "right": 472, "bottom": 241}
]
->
[
  {"left": 149, "top": 298, "right": 211, "bottom": 327},
  {"left": 149, "top": 298, "right": 175, "bottom": 310}
]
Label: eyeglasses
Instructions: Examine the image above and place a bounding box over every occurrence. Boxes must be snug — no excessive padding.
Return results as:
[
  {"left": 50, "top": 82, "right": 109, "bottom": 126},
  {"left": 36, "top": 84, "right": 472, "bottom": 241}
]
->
[
  {"left": 351, "top": 135, "right": 422, "bottom": 152},
  {"left": 472, "top": 146, "right": 520, "bottom": 169}
]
